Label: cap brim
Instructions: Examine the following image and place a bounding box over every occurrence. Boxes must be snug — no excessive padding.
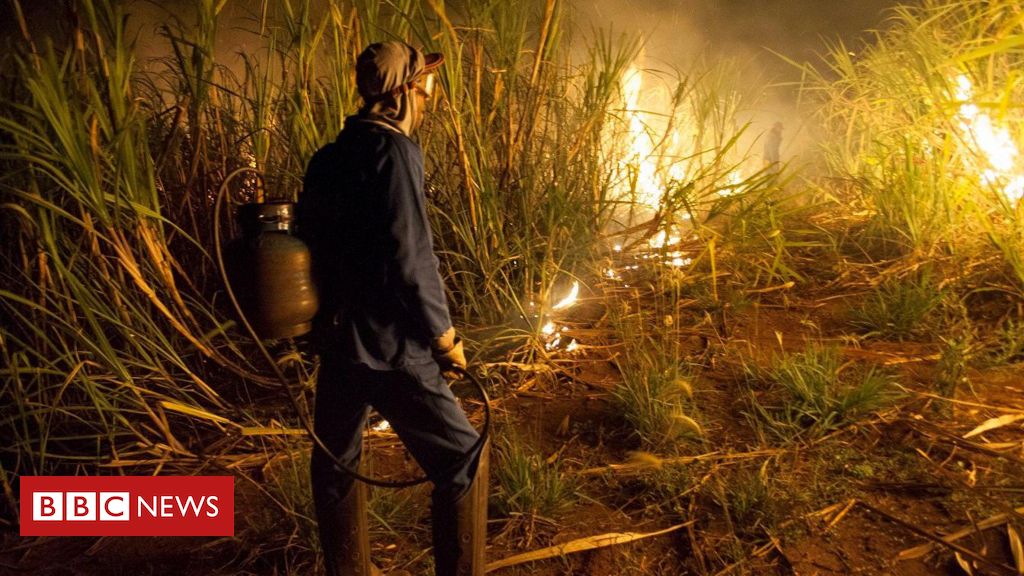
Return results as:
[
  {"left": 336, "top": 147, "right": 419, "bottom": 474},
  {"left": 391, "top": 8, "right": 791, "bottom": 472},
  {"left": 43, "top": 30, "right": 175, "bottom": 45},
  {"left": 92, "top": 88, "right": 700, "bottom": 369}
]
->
[{"left": 423, "top": 52, "right": 444, "bottom": 72}]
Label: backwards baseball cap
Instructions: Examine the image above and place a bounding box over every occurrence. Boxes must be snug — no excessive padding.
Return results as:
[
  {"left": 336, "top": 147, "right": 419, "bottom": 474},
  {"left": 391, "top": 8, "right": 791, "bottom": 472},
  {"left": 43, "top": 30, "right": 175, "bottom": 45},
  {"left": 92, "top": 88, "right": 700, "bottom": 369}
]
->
[{"left": 356, "top": 41, "right": 444, "bottom": 103}]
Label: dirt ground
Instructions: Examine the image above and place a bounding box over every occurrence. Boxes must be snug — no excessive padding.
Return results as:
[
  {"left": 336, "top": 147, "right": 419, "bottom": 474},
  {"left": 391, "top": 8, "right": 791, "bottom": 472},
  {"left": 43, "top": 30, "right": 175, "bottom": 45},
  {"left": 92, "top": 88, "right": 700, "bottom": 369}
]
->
[
  {"left": 468, "top": 286, "right": 1024, "bottom": 576},
  {"left": 3, "top": 286, "right": 1023, "bottom": 576}
]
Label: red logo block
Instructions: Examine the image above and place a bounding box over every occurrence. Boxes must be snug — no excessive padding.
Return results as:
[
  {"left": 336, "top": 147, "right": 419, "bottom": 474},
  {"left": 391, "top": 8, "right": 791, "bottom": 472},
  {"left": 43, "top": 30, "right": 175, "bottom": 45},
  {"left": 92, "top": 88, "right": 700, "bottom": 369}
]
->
[{"left": 20, "top": 476, "right": 234, "bottom": 536}]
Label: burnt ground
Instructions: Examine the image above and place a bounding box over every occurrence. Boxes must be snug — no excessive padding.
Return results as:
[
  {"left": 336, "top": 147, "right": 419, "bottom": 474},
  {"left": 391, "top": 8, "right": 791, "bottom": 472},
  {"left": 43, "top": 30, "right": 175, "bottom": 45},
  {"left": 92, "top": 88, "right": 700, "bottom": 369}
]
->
[
  {"left": 465, "top": 292, "right": 1024, "bottom": 576},
  {"left": 2, "top": 283, "right": 1023, "bottom": 576}
]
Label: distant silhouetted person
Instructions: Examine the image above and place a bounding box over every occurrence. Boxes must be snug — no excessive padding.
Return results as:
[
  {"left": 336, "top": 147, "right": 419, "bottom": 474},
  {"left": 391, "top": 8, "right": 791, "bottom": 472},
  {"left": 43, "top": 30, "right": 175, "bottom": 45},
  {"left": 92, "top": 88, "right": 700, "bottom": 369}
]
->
[{"left": 764, "top": 121, "right": 783, "bottom": 169}]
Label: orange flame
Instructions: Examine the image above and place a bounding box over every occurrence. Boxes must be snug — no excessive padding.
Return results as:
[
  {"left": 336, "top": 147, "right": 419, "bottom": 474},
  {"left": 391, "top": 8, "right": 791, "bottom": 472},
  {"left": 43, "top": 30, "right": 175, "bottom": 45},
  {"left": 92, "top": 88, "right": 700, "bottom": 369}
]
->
[{"left": 955, "top": 74, "right": 1024, "bottom": 203}]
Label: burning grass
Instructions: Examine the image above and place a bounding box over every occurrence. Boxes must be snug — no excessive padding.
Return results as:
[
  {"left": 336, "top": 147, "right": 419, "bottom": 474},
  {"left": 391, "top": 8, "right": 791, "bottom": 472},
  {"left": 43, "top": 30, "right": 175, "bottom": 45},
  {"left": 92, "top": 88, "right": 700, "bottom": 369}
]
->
[{"left": 806, "top": 0, "right": 1024, "bottom": 280}]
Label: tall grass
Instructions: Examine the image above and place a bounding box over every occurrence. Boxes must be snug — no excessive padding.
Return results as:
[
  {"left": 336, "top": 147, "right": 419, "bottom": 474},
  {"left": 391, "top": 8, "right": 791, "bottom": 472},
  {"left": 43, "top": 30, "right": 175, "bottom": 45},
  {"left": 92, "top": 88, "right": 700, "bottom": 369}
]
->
[
  {"left": 415, "top": 5, "right": 641, "bottom": 324},
  {"left": 806, "top": 0, "right": 1024, "bottom": 284},
  {"left": 609, "top": 303, "right": 703, "bottom": 451},
  {"left": 0, "top": 0, "right": 604, "bottom": 475},
  {"left": 0, "top": 0, "right": 264, "bottom": 476},
  {"left": 0, "top": 0, "right": 776, "bottom": 511}
]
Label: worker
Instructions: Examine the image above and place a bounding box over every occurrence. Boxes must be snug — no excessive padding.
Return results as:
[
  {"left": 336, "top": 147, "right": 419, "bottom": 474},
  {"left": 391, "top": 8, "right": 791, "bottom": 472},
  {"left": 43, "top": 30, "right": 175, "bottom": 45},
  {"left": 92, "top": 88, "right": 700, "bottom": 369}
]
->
[
  {"left": 297, "top": 41, "right": 488, "bottom": 576},
  {"left": 764, "top": 121, "right": 783, "bottom": 169}
]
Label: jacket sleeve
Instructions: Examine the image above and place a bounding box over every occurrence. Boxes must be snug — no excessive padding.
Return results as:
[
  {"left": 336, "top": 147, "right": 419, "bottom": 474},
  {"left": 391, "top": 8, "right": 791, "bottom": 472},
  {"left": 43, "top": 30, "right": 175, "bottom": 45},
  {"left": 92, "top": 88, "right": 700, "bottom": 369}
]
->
[{"left": 379, "top": 137, "right": 453, "bottom": 340}]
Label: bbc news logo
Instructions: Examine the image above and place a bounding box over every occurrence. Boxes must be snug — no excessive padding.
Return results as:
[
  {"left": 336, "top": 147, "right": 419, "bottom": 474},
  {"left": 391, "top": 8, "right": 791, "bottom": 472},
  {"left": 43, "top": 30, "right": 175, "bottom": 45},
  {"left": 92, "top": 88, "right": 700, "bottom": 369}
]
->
[
  {"left": 32, "top": 491, "right": 221, "bottom": 521},
  {"left": 21, "top": 476, "right": 233, "bottom": 536}
]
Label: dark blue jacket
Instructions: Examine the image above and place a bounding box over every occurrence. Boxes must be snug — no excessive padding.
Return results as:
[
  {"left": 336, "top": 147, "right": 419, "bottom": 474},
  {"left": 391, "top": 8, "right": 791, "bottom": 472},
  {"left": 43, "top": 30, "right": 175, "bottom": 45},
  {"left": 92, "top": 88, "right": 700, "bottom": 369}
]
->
[{"left": 298, "top": 117, "right": 452, "bottom": 369}]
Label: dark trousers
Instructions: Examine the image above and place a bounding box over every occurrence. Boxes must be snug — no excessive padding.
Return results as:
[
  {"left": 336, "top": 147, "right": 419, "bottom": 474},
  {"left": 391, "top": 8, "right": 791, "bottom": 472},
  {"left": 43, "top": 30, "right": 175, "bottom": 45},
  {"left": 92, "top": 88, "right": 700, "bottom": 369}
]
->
[{"left": 310, "top": 356, "right": 482, "bottom": 558}]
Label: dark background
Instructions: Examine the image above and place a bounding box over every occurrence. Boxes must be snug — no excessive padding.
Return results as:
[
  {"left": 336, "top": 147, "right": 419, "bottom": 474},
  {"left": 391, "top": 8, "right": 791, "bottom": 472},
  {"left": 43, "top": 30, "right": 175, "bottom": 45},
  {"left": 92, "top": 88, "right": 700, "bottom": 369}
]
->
[
  {"left": 1, "top": 0, "right": 913, "bottom": 158},
  {"left": 2, "top": 0, "right": 909, "bottom": 74}
]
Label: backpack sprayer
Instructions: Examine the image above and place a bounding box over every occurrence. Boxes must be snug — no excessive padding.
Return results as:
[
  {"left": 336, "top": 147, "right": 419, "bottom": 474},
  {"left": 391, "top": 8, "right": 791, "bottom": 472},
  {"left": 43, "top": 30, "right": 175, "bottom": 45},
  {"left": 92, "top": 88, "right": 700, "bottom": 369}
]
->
[{"left": 213, "top": 172, "right": 490, "bottom": 488}]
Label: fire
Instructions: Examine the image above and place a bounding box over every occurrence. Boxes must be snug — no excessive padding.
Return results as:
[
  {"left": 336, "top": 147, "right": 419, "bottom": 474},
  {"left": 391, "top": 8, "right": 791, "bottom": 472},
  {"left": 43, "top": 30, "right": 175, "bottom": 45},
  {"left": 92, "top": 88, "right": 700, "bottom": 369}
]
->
[
  {"left": 551, "top": 281, "right": 579, "bottom": 310},
  {"left": 717, "top": 170, "right": 745, "bottom": 197},
  {"left": 541, "top": 281, "right": 584, "bottom": 353},
  {"left": 620, "top": 65, "right": 665, "bottom": 210},
  {"left": 669, "top": 255, "right": 692, "bottom": 268},
  {"left": 954, "top": 74, "right": 1024, "bottom": 203},
  {"left": 608, "top": 59, "right": 754, "bottom": 240},
  {"left": 609, "top": 60, "right": 696, "bottom": 214},
  {"left": 648, "top": 229, "right": 681, "bottom": 249}
]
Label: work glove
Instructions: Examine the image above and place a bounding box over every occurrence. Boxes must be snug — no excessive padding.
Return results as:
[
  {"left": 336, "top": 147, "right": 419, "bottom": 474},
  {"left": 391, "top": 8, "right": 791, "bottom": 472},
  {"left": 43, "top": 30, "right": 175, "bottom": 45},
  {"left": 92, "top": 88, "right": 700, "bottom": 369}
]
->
[{"left": 431, "top": 326, "right": 467, "bottom": 377}]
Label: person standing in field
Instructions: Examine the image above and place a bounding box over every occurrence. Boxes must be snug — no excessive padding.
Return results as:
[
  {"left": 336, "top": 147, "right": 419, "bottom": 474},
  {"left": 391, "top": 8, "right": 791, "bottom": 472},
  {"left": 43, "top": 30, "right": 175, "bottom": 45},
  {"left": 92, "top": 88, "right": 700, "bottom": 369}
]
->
[
  {"left": 764, "top": 121, "right": 784, "bottom": 169},
  {"left": 298, "top": 41, "right": 488, "bottom": 576}
]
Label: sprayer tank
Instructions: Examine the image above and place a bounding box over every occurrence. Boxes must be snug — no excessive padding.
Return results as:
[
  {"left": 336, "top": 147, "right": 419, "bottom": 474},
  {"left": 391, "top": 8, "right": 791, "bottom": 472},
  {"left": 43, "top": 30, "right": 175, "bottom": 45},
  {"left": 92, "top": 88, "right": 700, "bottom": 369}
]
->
[{"left": 228, "top": 201, "right": 319, "bottom": 339}]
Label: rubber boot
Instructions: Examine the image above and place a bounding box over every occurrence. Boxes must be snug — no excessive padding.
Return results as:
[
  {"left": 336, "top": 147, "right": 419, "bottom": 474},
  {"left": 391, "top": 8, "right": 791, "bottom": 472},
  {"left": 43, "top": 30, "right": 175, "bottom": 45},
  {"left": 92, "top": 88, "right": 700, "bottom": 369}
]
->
[
  {"left": 433, "top": 442, "right": 489, "bottom": 576},
  {"left": 318, "top": 477, "right": 377, "bottom": 576}
]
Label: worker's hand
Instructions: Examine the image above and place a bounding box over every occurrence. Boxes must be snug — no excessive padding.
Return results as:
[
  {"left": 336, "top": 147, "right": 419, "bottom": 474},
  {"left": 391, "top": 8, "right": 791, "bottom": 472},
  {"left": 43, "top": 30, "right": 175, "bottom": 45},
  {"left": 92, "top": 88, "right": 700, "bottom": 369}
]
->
[{"left": 432, "top": 327, "right": 467, "bottom": 377}]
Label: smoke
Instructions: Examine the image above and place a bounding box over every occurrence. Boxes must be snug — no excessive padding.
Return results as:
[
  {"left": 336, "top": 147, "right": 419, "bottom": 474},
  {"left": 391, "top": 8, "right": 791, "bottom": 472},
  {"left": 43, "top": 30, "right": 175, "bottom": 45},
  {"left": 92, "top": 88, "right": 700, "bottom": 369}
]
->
[
  {"left": 0, "top": 0, "right": 908, "bottom": 165},
  {"left": 573, "top": 0, "right": 904, "bottom": 77},
  {"left": 570, "top": 0, "right": 907, "bottom": 164}
]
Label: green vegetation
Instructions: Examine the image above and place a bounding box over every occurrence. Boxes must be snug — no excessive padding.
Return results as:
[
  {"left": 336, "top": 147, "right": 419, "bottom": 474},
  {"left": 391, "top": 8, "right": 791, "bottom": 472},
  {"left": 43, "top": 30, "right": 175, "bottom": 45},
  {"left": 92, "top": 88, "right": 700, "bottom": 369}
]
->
[
  {"left": 491, "top": 433, "right": 577, "bottom": 521},
  {"left": 611, "top": 331, "right": 703, "bottom": 450},
  {"left": 848, "top": 273, "right": 944, "bottom": 340},
  {"left": 806, "top": 0, "right": 1024, "bottom": 280},
  {"left": 745, "top": 346, "right": 899, "bottom": 443},
  {"left": 983, "top": 318, "right": 1024, "bottom": 366},
  {"left": 713, "top": 462, "right": 781, "bottom": 537}
]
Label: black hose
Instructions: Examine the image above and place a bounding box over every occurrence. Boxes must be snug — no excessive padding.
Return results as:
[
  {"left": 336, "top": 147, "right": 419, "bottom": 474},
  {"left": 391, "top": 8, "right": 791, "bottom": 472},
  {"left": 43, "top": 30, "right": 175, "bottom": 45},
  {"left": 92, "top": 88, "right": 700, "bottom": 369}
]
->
[{"left": 213, "top": 172, "right": 490, "bottom": 488}]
